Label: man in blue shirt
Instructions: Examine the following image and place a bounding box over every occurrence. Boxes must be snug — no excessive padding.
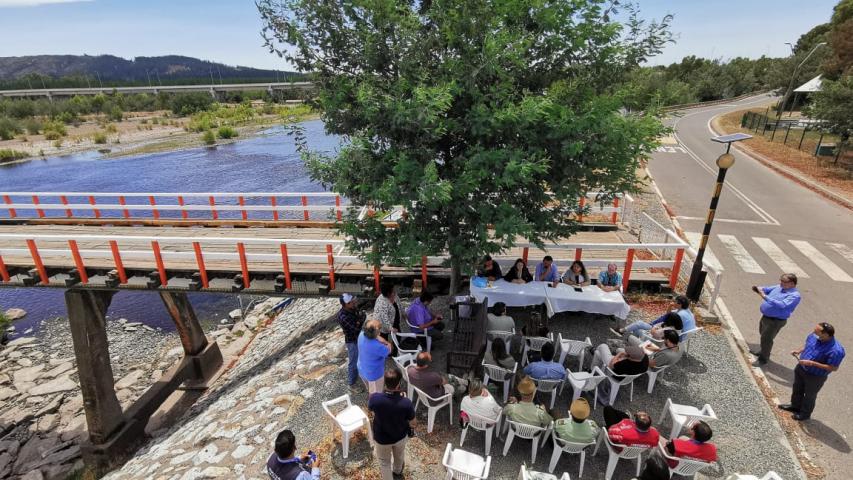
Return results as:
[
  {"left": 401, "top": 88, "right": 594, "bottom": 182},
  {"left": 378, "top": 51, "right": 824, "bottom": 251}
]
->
[
  {"left": 266, "top": 430, "right": 320, "bottom": 480},
  {"left": 597, "top": 263, "right": 622, "bottom": 293},
  {"left": 523, "top": 342, "right": 566, "bottom": 380},
  {"left": 778, "top": 323, "right": 845, "bottom": 421},
  {"left": 534, "top": 256, "right": 560, "bottom": 286},
  {"left": 750, "top": 273, "right": 802, "bottom": 365},
  {"left": 369, "top": 368, "right": 415, "bottom": 480}
]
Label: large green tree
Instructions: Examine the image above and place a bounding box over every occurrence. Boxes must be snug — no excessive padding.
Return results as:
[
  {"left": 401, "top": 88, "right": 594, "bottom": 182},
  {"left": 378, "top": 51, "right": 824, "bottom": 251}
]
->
[{"left": 259, "top": 0, "right": 671, "bottom": 292}]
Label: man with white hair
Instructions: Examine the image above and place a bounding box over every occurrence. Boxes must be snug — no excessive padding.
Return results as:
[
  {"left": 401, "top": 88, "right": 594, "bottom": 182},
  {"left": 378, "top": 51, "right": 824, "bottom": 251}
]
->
[{"left": 597, "top": 263, "right": 622, "bottom": 293}]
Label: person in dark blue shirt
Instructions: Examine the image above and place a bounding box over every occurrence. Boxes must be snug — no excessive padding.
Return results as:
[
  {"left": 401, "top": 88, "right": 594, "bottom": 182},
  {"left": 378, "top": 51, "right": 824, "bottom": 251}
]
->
[
  {"left": 778, "top": 322, "right": 845, "bottom": 421},
  {"left": 750, "top": 273, "right": 802, "bottom": 365},
  {"left": 368, "top": 368, "right": 415, "bottom": 480},
  {"left": 266, "top": 429, "right": 320, "bottom": 480}
]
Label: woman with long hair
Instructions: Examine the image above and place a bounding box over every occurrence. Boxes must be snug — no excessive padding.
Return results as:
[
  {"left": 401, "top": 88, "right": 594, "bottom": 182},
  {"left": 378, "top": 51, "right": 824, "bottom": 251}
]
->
[
  {"left": 563, "top": 260, "right": 589, "bottom": 286},
  {"left": 503, "top": 258, "right": 532, "bottom": 284}
]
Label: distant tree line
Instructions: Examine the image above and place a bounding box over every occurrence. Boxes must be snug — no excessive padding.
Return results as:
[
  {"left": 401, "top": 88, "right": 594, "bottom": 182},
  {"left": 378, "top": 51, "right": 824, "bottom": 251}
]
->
[{"left": 0, "top": 73, "right": 309, "bottom": 91}]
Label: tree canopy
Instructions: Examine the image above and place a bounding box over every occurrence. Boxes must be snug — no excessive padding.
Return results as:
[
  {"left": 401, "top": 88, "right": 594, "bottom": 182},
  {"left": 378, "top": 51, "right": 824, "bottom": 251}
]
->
[{"left": 259, "top": 0, "right": 672, "bottom": 291}]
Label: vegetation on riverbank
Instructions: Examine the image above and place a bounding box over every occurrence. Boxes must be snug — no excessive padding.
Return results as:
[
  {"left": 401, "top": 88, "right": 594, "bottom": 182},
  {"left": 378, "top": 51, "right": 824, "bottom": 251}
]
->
[{"left": 0, "top": 148, "right": 29, "bottom": 162}]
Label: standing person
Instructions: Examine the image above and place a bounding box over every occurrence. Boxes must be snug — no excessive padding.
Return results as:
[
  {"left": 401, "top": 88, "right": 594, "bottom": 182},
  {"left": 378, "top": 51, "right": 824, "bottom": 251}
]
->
[
  {"left": 477, "top": 255, "right": 502, "bottom": 281},
  {"left": 778, "top": 323, "right": 845, "bottom": 421},
  {"left": 374, "top": 282, "right": 403, "bottom": 337},
  {"left": 562, "top": 260, "right": 589, "bottom": 287},
  {"left": 750, "top": 273, "right": 802, "bottom": 365},
  {"left": 357, "top": 319, "right": 392, "bottom": 394},
  {"left": 534, "top": 255, "right": 560, "bottom": 286},
  {"left": 368, "top": 368, "right": 415, "bottom": 480},
  {"left": 597, "top": 263, "right": 622, "bottom": 293},
  {"left": 266, "top": 429, "right": 321, "bottom": 480},
  {"left": 406, "top": 291, "right": 445, "bottom": 341},
  {"left": 337, "top": 293, "right": 366, "bottom": 394},
  {"left": 504, "top": 258, "right": 533, "bottom": 284}
]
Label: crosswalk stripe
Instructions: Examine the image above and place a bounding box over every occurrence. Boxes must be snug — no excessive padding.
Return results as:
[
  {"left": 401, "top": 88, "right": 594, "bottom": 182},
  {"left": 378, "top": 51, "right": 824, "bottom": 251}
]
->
[
  {"left": 752, "top": 237, "right": 809, "bottom": 278},
  {"left": 789, "top": 240, "right": 853, "bottom": 282},
  {"left": 718, "top": 234, "right": 765, "bottom": 274},
  {"left": 684, "top": 232, "right": 723, "bottom": 271},
  {"left": 827, "top": 243, "right": 853, "bottom": 264}
]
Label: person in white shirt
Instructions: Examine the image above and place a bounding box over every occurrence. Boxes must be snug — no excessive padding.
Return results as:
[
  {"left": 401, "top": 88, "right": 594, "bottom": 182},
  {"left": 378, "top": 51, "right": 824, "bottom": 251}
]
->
[
  {"left": 562, "top": 260, "right": 590, "bottom": 287},
  {"left": 460, "top": 379, "right": 502, "bottom": 422},
  {"left": 373, "top": 282, "right": 404, "bottom": 336}
]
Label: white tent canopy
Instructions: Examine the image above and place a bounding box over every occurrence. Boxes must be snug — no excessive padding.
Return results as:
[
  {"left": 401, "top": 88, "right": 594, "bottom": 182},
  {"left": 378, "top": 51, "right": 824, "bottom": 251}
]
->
[{"left": 794, "top": 75, "right": 822, "bottom": 93}]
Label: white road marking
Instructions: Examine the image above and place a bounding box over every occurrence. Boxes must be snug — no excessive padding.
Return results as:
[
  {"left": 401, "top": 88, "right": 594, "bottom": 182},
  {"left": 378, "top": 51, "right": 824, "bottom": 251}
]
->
[
  {"left": 752, "top": 237, "right": 809, "bottom": 278},
  {"left": 827, "top": 243, "right": 853, "bottom": 264},
  {"left": 789, "top": 240, "right": 853, "bottom": 282},
  {"left": 718, "top": 234, "right": 765, "bottom": 274},
  {"left": 676, "top": 216, "right": 773, "bottom": 225},
  {"left": 685, "top": 231, "right": 723, "bottom": 272}
]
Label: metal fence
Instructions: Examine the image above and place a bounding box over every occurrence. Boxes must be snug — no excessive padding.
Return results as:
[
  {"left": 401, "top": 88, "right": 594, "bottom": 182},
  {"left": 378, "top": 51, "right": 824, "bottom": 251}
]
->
[{"left": 741, "top": 110, "right": 849, "bottom": 164}]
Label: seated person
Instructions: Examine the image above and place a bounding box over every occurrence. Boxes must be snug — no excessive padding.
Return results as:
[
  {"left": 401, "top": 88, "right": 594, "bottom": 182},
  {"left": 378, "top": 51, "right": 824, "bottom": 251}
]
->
[
  {"left": 483, "top": 337, "right": 517, "bottom": 370},
  {"left": 597, "top": 263, "right": 623, "bottom": 292},
  {"left": 615, "top": 295, "right": 692, "bottom": 339},
  {"left": 486, "top": 302, "right": 515, "bottom": 333},
  {"left": 635, "top": 451, "right": 671, "bottom": 480},
  {"left": 562, "top": 260, "right": 590, "bottom": 287},
  {"left": 477, "top": 255, "right": 502, "bottom": 281},
  {"left": 662, "top": 421, "right": 717, "bottom": 468},
  {"left": 406, "top": 291, "right": 445, "bottom": 341},
  {"left": 503, "top": 258, "right": 533, "bottom": 284},
  {"left": 502, "top": 377, "right": 553, "bottom": 428},
  {"left": 523, "top": 342, "right": 566, "bottom": 380},
  {"left": 603, "top": 406, "right": 659, "bottom": 449},
  {"left": 266, "top": 429, "right": 320, "bottom": 480},
  {"left": 534, "top": 255, "right": 560, "bottom": 286},
  {"left": 460, "top": 379, "right": 502, "bottom": 422},
  {"left": 407, "top": 352, "right": 468, "bottom": 399},
  {"left": 593, "top": 344, "right": 649, "bottom": 378},
  {"left": 554, "top": 398, "right": 599, "bottom": 444},
  {"left": 644, "top": 329, "right": 683, "bottom": 369},
  {"left": 614, "top": 311, "right": 682, "bottom": 340}
]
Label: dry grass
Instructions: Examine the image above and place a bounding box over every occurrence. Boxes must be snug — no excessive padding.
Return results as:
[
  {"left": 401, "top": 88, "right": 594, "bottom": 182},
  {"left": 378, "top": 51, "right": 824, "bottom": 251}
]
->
[{"left": 715, "top": 110, "right": 853, "bottom": 199}]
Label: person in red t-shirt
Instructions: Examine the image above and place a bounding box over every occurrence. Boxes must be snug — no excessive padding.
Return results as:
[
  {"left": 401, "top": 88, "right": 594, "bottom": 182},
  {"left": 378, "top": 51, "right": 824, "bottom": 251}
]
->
[
  {"left": 604, "top": 406, "right": 659, "bottom": 451},
  {"left": 663, "top": 421, "right": 717, "bottom": 468}
]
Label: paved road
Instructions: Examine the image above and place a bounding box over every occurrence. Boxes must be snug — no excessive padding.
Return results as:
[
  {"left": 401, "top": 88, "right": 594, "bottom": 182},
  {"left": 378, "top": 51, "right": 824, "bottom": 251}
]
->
[{"left": 649, "top": 94, "right": 852, "bottom": 479}]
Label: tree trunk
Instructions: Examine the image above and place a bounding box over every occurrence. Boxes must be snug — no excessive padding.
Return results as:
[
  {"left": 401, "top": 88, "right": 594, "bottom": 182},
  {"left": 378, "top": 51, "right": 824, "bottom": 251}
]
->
[{"left": 449, "top": 254, "right": 462, "bottom": 294}]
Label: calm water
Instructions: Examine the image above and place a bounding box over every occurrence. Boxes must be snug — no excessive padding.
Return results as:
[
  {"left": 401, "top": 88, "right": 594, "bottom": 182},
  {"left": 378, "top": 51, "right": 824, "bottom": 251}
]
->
[{"left": 0, "top": 120, "right": 341, "bottom": 334}]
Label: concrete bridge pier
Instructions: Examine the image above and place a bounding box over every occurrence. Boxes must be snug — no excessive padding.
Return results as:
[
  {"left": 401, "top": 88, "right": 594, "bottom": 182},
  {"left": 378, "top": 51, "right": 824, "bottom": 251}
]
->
[{"left": 65, "top": 290, "right": 223, "bottom": 475}]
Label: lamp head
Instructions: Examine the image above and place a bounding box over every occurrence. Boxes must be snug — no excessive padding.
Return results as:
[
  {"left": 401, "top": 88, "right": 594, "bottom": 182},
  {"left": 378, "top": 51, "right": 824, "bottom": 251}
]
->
[{"left": 716, "top": 153, "right": 735, "bottom": 169}]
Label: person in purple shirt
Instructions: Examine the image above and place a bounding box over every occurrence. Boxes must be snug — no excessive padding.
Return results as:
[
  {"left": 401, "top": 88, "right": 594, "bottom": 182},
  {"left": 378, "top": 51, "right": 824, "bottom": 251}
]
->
[
  {"left": 534, "top": 255, "right": 560, "bottom": 286},
  {"left": 778, "top": 322, "right": 845, "bottom": 420},
  {"left": 750, "top": 273, "right": 802, "bottom": 365},
  {"left": 406, "top": 291, "right": 445, "bottom": 341}
]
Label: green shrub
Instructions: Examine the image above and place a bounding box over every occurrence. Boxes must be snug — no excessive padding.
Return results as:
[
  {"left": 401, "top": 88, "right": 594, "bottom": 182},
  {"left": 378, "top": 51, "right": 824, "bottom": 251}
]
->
[
  {"left": 0, "top": 149, "right": 29, "bottom": 162},
  {"left": 202, "top": 130, "right": 216, "bottom": 145},
  {"left": 104, "top": 123, "right": 118, "bottom": 133},
  {"left": 56, "top": 111, "right": 76, "bottom": 124},
  {"left": 217, "top": 126, "right": 238, "bottom": 139},
  {"left": 168, "top": 92, "right": 214, "bottom": 116},
  {"left": 93, "top": 132, "right": 108, "bottom": 144},
  {"left": 108, "top": 106, "right": 123, "bottom": 122},
  {"left": 43, "top": 120, "right": 67, "bottom": 139},
  {"left": 0, "top": 117, "right": 21, "bottom": 140},
  {"left": 24, "top": 118, "right": 42, "bottom": 135},
  {"left": 53, "top": 139, "right": 63, "bottom": 148}
]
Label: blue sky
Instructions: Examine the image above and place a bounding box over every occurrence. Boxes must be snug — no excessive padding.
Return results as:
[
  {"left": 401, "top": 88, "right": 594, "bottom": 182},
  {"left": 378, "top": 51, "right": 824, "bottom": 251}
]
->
[{"left": 0, "top": 0, "right": 840, "bottom": 71}]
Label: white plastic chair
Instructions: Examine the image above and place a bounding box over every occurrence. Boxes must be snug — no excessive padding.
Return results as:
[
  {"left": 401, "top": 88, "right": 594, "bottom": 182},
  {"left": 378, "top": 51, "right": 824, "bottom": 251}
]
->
[
  {"left": 592, "top": 429, "right": 652, "bottom": 480},
  {"left": 406, "top": 319, "right": 432, "bottom": 352},
  {"left": 660, "top": 398, "right": 718, "bottom": 439},
  {"left": 724, "top": 473, "right": 784, "bottom": 480},
  {"left": 531, "top": 377, "right": 564, "bottom": 410},
  {"left": 502, "top": 419, "right": 550, "bottom": 464},
  {"left": 603, "top": 367, "right": 644, "bottom": 406},
  {"left": 518, "top": 464, "right": 571, "bottom": 480},
  {"left": 645, "top": 364, "right": 671, "bottom": 394},
  {"left": 413, "top": 385, "right": 453, "bottom": 433},
  {"left": 658, "top": 440, "right": 717, "bottom": 478},
  {"left": 486, "top": 329, "right": 515, "bottom": 354},
  {"left": 557, "top": 334, "right": 592, "bottom": 370},
  {"left": 393, "top": 352, "right": 420, "bottom": 399},
  {"left": 460, "top": 410, "right": 501, "bottom": 456},
  {"left": 548, "top": 428, "right": 596, "bottom": 477},
  {"left": 482, "top": 362, "right": 517, "bottom": 403},
  {"left": 565, "top": 367, "right": 607, "bottom": 408},
  {"left": 321, "top": 394, "right": 369, "bottom": 459},
  {"left": 392, "top": 331, "right": 423, "bottom": 356},
  {"left": 443, "top": 443, "right": 491, "bottom": 480},
  {"left": 680, "top": 327, "right": 704, "bottom": 353},
  {"left": 522, "top": 334, "right": 554, "bottom": 366}
]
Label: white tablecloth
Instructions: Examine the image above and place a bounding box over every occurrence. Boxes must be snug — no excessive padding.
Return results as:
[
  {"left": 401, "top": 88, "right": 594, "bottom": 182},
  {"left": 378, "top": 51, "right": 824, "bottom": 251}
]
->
[
  {"left": 544, "top": 284, "right": 631, "bottom": 320},
  {"left": 470, "top": 279, "right": 631, "bottom": 319}
]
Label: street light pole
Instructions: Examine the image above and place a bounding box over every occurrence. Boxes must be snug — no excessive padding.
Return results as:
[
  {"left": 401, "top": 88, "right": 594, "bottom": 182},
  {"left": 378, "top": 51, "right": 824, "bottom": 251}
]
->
[
  {"left": 776, "top": 42, "right": 826, "bottom": 119},
  {"left": 685, "top": 133, "right": 752, "bottom": 302}
]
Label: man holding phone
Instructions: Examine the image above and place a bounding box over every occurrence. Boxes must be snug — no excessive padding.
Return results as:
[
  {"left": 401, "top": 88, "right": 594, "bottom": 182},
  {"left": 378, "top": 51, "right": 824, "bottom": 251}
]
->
[
  {"left": 778, "top": 323, "right": 845, "bottom": 421},
  {"left": 266, "top": 429, "right": 320, "bottom": 480},
  {"left": 750, "top": 273, "right": 801, "bottom": 365}
]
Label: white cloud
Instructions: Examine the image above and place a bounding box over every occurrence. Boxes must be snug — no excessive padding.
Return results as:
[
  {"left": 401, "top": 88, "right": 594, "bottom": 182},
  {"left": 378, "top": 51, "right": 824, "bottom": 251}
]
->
[{"left": 0, "top": 0, "right": 92, "bottom": 7}]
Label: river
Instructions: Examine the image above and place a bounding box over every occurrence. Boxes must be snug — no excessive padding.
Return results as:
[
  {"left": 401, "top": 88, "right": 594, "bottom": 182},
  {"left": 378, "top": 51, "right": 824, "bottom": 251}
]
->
[{"left": 0, "top": 120, "right": 341, "bottom": 335}]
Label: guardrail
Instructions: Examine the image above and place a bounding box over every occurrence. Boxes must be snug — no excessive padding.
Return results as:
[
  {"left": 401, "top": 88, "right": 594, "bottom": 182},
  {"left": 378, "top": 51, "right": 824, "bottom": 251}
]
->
[{"left": 660, "top": 91, "right": 770, "bottom": 113}]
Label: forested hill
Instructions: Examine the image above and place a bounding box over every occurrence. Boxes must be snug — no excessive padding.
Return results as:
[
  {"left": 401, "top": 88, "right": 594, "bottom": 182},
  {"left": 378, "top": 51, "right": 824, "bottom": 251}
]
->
[{"left": 0, "top": 55, "right": 301, "bottom": 88}]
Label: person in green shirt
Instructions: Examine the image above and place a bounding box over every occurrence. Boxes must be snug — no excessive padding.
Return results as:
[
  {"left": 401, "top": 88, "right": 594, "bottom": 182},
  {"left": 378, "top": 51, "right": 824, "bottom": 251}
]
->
[
  {"left": 554, "top": 398, "right": 599, "bottom": 444},
  {"left": 502, "top": 377, "right": 553, "bottom": 428}
]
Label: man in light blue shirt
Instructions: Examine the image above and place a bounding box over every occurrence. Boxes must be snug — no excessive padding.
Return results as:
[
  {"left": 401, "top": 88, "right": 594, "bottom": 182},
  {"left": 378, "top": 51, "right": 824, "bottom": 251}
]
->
[
  {"left": 523, "top": 342, "right": 566, "bottom": 380},
  {"left": 751, "top": 273, "right": 802, "bottom": 365},
  {"left": 597, "top": 263, "right": 622, "bottom": 292},
  {"left": 534, "top": 255, "right": 560, "bottom": 285}
]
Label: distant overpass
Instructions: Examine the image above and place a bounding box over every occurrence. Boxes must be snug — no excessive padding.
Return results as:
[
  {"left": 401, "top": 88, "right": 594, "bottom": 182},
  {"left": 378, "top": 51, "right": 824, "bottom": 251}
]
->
[{"left": 0, "top": 81, "right": 315, "bottom": 98}]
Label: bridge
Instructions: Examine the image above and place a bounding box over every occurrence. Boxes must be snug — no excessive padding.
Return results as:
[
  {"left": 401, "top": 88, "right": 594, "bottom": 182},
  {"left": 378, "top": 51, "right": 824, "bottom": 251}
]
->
[
  {"left": 0, "top": 190, "right": 687, "bottom": 474},
  {"left": 0, "top": 81, "right": 315, "bottom": 99}
]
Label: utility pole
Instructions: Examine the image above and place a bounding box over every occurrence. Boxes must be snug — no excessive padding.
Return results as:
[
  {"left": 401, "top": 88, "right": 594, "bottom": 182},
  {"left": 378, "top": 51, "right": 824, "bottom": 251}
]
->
[
  {"left": 146, "top": 70, "right": 152, "bottom": 87},
  {"left": 95, "top": 72, "right": 103, "bottom": 88},
  {"left": 216, "top": 65, "right": 223, "bottom": 85},
  {"left": 776, "top": 42, "right": 826, "bottom": 118},
  {"left": 155, "top": 70, "right": 162, "bottom": 86}
]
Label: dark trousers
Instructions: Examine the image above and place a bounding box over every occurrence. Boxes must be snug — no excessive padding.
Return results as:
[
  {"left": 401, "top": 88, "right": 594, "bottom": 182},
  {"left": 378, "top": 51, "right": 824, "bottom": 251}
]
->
[
  {"left": 790, "top": 365, "right": 828, "bottom": 418},
  {"left": 603, "top": 405, "right": 630, "bottom": 428},
  {"left": 758, "top": 315, "right": 787, "bottom": 361}
]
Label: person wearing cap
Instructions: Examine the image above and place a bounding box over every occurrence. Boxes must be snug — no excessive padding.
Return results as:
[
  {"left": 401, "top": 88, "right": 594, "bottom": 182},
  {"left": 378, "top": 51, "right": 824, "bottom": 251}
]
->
[
  {"left": 778, "top": 322, "right": 845, "bottom": 421},
  {"left": 337, "top": 293, "right": 366, "bottom": 394},
  {"left": 477, "top": 255, "right": 502, "bottom": 281},
  {"left": 603, "top": 406, "right": 659, "bottom": 450},
  {"left": 460, "top": 379, "right": 502, "bottom": 422},
  {"left": 502, "top": 376, "right": 553, "bottom": 428},
  {"left": 357, "top": 319, "right": 393, "bottom": 395},
  {"left": 554, "top": 398, "right": 599, "bottom": 444},
  {"left": 523, "top": 341, "right": 567, "bottom": 380},
  {"left": 660, "top": 421, "right": 717, "bottom": 468}
]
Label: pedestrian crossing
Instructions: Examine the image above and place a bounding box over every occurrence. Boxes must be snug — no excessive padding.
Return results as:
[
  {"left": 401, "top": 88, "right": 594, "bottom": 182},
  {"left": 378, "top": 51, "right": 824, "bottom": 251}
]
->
[{"left": 684, "top": 232, "right": 853, "bottom": 282}]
